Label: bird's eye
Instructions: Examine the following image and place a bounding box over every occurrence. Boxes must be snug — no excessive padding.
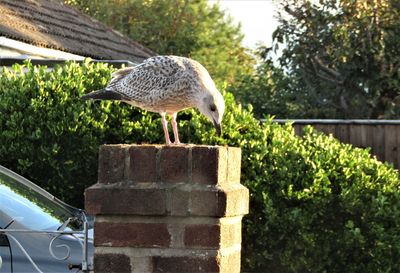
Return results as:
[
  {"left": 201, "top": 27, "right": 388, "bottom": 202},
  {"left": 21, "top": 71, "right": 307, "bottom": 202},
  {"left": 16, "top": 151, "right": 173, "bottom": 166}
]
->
[{"left": 210, "top": 104, "right": 216, "bottom": 112}]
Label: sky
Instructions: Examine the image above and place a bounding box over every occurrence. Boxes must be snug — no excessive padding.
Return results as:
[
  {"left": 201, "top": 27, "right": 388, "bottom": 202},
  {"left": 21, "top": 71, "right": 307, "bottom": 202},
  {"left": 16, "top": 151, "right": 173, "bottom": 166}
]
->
[{"left": 208, "top": 0, "right": 280, "bottom": 49}]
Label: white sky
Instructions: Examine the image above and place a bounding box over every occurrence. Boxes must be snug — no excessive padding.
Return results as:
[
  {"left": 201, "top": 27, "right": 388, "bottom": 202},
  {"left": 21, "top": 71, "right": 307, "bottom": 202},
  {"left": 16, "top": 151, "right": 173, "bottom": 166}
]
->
[{"left": 209, "top": 0, "right": 280, "bottom": 49}]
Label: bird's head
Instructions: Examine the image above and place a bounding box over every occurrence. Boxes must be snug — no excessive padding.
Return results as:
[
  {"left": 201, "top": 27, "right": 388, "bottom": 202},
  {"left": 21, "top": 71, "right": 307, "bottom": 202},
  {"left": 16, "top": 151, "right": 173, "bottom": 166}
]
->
[
  {"left": 189, "top": 58, "right": 225, "bottom": 136},
  {"left": 198, "top": 90, "right": 225, "bottom": 136}
]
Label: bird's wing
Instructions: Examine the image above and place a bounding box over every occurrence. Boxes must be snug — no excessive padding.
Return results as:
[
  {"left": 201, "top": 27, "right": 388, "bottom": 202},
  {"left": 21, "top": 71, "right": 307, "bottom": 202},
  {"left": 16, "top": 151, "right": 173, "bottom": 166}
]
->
[
  {"left": 110, "top": 67, "right": 135, "bottom": 84},
  {"left": 110, "top": 56, "right": 189, "bottom": 103}
]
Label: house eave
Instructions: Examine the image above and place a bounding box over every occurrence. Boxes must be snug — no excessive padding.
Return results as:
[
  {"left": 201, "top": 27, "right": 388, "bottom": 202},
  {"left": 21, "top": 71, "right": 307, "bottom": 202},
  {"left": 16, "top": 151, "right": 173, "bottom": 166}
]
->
[
  {"left": 0, "top": 57, "right": 137, "bottom": 68},
  {"left": 0, "top": 36, "right": 85, "bottom": 60}
]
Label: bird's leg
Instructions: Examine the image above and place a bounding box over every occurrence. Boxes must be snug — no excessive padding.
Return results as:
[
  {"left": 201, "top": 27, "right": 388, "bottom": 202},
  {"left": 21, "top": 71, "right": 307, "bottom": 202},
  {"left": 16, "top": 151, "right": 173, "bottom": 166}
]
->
[
  {"left": 161, "top": 113, "right": 172, "bottom": 145},
  {"left": 171, "top": 113, "right": 181, "bottom": 145}
]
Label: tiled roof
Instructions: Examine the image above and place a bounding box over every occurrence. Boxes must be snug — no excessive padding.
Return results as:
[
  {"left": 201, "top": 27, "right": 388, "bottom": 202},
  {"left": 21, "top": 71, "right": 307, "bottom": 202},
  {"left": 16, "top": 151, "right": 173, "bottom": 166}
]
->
[{"left": 0, "top": 0, "right": 155, "bottom": 62}]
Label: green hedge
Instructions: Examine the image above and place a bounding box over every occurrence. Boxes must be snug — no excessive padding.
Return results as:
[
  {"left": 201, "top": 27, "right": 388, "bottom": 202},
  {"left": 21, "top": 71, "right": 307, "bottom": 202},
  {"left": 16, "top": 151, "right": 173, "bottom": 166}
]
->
[{"left": 1, "top": 60, "right": 400, "bottom": 272}]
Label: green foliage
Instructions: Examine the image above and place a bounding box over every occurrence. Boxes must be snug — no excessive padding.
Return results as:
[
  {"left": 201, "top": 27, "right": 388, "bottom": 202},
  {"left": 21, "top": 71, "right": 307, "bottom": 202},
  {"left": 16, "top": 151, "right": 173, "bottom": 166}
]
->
[
  {"left": 241, "top": 124, "right": 400, "bottom": 272},
  {"left": 1, "top": 62, "right": 400, "bottom": 272},
  {"left": 66, "top": 0, "right": 254, "bottom": 85},
  {"left": 272, "top": 0, "right": 400, "bottom": 118},
  {"left": 0, "top": 60, "right": 165, "bottom": 207}
]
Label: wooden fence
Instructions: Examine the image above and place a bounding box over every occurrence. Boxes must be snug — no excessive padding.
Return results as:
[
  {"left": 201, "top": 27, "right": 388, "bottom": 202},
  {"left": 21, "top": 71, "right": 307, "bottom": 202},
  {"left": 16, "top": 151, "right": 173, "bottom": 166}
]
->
[{"left": 273, "top": 120, "right": 400, "bottom": 170}]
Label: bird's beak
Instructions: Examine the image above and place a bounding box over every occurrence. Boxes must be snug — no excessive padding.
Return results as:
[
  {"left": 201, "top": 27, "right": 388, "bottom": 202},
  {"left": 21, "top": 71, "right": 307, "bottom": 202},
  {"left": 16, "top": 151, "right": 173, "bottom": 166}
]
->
[{"left": 213, "top": 120, "right": 222, "bottom": 136}]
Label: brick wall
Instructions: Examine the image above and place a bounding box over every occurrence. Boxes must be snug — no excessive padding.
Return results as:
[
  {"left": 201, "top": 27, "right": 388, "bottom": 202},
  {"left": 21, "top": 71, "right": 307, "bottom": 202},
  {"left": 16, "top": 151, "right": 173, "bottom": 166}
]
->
[{"left": 85, "top": 144, "right": 249, "bottom": 273}]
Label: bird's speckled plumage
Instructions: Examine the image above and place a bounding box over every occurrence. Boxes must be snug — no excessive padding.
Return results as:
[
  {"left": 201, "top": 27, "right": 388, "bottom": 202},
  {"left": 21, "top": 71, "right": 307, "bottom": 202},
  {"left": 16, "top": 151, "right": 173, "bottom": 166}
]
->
[{"left": 82, "top": 55, "right": 225, "bottom": 144}]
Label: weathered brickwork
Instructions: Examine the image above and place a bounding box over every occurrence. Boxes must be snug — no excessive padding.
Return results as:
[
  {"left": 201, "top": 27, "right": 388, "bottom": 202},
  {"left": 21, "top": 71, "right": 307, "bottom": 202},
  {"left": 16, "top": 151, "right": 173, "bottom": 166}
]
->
[{"left": 86, "top": 145, "right": 249, "bottom": 273}]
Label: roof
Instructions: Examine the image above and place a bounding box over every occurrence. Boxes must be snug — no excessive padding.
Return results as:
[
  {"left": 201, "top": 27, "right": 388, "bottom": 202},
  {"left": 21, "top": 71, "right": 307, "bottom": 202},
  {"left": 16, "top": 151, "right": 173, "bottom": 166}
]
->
[{"left": 0, "top": 0, "right": 155, "bottom": 63}]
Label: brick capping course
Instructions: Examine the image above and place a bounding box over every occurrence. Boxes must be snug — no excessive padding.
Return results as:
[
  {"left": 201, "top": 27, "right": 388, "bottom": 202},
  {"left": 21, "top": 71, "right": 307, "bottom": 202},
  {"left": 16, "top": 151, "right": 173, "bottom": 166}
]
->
[
  {"left": 95, "top": 144, "right": 241, "bottom": 185},
  {"left": 85, "top": 144, "right": 249, "bottom": 273}
]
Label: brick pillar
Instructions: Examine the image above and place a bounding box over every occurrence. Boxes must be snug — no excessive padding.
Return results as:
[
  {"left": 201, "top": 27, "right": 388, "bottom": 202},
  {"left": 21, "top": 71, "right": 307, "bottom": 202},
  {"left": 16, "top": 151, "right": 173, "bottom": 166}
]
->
[{"left": 85, "top": 145, "right": 249, "bottom": 273}]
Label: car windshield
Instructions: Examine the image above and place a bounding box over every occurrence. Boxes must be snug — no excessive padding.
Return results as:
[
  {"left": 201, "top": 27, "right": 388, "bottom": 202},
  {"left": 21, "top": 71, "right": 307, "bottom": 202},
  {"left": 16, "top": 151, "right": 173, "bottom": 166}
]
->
[{"left": 0, "top": 169, "right": 76, "bottom": 231}]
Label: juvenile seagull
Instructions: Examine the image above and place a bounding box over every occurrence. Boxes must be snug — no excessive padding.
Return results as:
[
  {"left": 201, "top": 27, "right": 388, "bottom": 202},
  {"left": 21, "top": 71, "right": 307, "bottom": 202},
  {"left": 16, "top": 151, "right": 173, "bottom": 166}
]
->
[{"left": 81, "top": 56, "right": 224, "bottom": 144}]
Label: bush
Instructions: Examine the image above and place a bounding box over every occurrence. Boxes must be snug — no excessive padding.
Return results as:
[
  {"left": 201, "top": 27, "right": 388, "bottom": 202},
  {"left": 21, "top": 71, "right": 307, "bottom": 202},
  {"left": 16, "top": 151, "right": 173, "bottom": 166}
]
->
[
  {"left": 1, "top": 61, "right": 400, "bottom": 272},
  {"left": 0, "top": 60, "right": 165, "bottom": 207},
  {"left": 240, "top": 125, "right": 400, "bottom": 272}
]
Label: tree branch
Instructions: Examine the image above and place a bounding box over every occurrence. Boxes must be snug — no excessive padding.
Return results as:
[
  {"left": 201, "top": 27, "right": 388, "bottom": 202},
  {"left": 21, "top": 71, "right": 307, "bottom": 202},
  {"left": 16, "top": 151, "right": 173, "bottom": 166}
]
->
[{"left": 311, "top": 56, "right": 344, "bottom": 84}]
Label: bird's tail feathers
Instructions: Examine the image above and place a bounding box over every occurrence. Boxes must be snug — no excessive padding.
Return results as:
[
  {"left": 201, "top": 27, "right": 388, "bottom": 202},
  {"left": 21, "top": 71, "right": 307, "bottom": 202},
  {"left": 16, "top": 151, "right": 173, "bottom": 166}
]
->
[{"left": 81, "top": 89, "right": 126, "bottom": 101}]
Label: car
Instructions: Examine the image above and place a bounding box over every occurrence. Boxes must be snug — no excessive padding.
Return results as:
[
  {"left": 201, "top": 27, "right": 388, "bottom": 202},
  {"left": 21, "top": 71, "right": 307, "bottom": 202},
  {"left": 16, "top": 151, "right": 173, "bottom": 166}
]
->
[{"left": 0, "top": 165, "right": 93, "bottom": 272}]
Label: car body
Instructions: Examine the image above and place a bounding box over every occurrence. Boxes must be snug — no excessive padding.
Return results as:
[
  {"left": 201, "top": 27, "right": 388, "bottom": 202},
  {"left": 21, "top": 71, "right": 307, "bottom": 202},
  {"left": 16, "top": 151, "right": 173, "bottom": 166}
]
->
[{"left": 0, "top": 165, "right": 93, "bottom": 272}]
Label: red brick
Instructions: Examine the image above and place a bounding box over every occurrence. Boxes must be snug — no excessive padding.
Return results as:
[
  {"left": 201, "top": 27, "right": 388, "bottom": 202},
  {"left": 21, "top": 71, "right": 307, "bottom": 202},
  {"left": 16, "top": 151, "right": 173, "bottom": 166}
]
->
[
  {"left": 153, "top": 256, "right": 219, "bottom": 273},
  {"left": 184, "top": 223, "right": 242, "bottom": 249},
  {"left": 224, "top": 185, "right": 249, "bottom": 216},
  {"left": 220, "top": 221, "right": 242, "bottom": 248},
  {"left": 190, "top": 189, "right": 222, "bottom": 216},
  {"left": 159, "top": 146, "right": 189, "bottom": 183},
  {"left": 192, "top": 146, "right": 227, "bottom": 185},
  {"left": 87, "top": 144, "right": 247, "bottom": 273},
  {"left": 85, "top": 185, "right": 167, "bottom": 215},
  {"left": 94, "top": 253, "right": 131, "bottom": 273},
  {"left": 190, "top": 185, "right": 249, "bottom": 217},
  {"left": 98, "top": 145, "right": 127, "bottom": 184},
  {"left": 219, "top": 251, "right": 241, "bottom": 273},
  {"left": 128, "top": 145, "right": 158, "bottom": 182},
  {"left": 94, "top": 222, "right": 170, "bottom": 247},
  {"left": 226, "top": 147, "right": 241, "bottom": 184},
  {"left": 184, "top": 224, "right": 220, "bottom": 248},
  {"left": 169, "top": 188, "right": 190, "bottom": 215}
]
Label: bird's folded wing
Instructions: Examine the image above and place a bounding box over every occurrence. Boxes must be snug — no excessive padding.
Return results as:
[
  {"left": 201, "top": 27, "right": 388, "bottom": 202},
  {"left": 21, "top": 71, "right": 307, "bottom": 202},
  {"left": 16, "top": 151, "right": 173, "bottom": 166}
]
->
[
  {"left": 113, "top": 59, "right": 188, "bottom": 103},
  {"left": 110, "top": 67, "right": 135, "bottom": 84}
]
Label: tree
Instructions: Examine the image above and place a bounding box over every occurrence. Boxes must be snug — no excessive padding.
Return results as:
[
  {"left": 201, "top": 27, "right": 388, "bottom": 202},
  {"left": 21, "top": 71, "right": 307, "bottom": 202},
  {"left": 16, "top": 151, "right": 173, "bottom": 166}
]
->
[
  {"left": 271, "top": 0, "right": 400, "bottom": 118},
  {"left": 227, "top": 54, "right": 328, "bottom": 119},
  {"left": 66, "top": 0, "right": 255, "bottom": 85}
]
